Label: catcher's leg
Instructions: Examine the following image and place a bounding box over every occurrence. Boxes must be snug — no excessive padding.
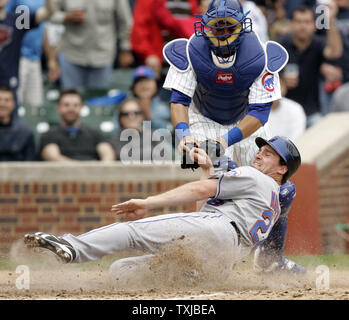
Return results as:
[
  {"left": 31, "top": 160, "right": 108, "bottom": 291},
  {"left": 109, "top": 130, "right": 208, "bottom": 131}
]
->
[{"left": 253, "top": 181, "right": 307, "bottom": 274}]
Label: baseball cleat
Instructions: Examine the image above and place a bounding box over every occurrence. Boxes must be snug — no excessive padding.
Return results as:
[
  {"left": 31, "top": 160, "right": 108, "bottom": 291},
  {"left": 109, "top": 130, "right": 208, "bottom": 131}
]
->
[
  {"left": 24, "top": 232, "right": 76, "bottom": 263},
  {"left": 278, "top": 257, "right": 307, "bottom": 274}
]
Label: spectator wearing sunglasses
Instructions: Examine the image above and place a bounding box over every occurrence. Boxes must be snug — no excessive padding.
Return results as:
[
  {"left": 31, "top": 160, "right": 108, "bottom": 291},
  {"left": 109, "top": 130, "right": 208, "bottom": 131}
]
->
[
  {"left": 131, "top": 65, "right": 172, "bottom": 131},
  {"left": 109, "top": 98, "right": 173, "bottom": 162}
]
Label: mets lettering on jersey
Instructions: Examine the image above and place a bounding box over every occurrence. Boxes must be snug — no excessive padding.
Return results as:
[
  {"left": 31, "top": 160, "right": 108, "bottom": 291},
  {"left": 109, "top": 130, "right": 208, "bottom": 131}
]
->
[
  {"left": 226, "top": 168, "right": 242, "bottom": 177},
  {"left": 270, "top": 191, "right": 280, "bottom": 221},
  {"left": 262, "top": 73, "right": 275, "bottom": 92},
  {"left": 216, "top": 72, "right": 234, "bottom": 84}
]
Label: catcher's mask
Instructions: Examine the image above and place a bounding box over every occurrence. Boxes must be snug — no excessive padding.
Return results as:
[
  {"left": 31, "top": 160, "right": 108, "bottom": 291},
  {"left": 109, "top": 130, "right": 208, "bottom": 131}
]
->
[
  {"left": 194, "top": 0, "right": 252, "bottom": 63},
  {"left": 255, "top": 136, "right": 301, "bottom": 185}
]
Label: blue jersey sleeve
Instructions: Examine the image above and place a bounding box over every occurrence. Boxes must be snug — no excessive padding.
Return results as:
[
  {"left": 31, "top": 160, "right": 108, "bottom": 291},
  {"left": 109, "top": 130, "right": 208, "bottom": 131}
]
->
[
  {"left": 170, "top": 89, "right": 192, "bottom": 106},
  {"left": 247, "top": 102, "right": 273, "bottom": 125}
]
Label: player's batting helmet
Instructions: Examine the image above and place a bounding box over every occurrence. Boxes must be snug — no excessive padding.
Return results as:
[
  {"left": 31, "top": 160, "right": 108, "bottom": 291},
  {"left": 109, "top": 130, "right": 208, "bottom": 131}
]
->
[
  {"left": 194, "top": 0, "right": 252, "bottom": 62},
  {"left": 255, "top": 136, "right": 301, "bottom": 184}
]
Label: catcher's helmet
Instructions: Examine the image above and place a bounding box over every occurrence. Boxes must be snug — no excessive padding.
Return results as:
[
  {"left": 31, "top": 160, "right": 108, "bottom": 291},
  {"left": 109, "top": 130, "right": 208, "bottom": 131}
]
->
[
  {"left": 194, "top": 0, "right": 252, "bottom": 62},
  {"left": 255, "top": 136, "right": 301, "bottom": 184}
]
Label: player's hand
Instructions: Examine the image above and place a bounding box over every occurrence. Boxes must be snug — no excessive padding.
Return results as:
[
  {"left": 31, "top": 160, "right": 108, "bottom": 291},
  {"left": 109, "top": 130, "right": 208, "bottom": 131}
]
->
[
  {"left": 178, "top": 136, "right": 199, "bottom": 154},
  {"left": 111, "top": 199, "right": 148, "bottom": 221},
  {"left": 189, "top": 147, "right": 214, "bottom": 174},
  {"left": 179, "top": 136, "right": 200, "bottom": 170}
]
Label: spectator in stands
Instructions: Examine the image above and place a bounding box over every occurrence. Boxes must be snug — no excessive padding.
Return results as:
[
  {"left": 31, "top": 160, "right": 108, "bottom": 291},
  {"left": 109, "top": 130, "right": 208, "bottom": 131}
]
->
[
  {"left": 268, "top": 73, "right": 307, "bottom": 140},
  {"left": 333, "top": 0, "right": 349, "bottom": 84},
  {"left": 109, "top": 98, "right": 173, "bottom": 162},
  {"left": 276, "top": 3, "right": 343, "bottom": 127},
  {"left": 320, "top": 0, "right": 349, "bottom": 84},
  {"left": 330, "top": 82, "right": 349, "bottom": 111},
  {"left": 131, "top": 0, "right": 200, "bottom": 79},
  {"left": 6, "top": 0, "right": 60, "bottom": 113},
  {"left": 0, "top": 0, "right": 55, "bottom": 116},
  {"left": 39, "top": 89, "right": 115, "bottom": 161},
  {"left": 131, "top": 66, "right": 171, "bottom": 131},
  {"left": 0, "top": 85, "right": 36, "bottom": 161},
  {"left": 240, "top": 0, "right": 269, "bottom": 42},
  {"left": 317, "top": 0, "right": 349, "bottom": 114},
  {"left": 284, "top": 0, "right": 316, "bottom": 18},
  {"left": 50, "top": 0, "right": 134, "bottom": 90},
  {"left": 267, "top": 0, "right": 292, "bottom": 40}
]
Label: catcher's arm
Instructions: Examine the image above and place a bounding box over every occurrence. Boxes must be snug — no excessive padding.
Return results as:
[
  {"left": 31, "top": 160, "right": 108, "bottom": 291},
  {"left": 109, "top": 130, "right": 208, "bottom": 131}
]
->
[
  {"left": 171, "top": 102, "right": 200, "bottom": 169},
  {"left": 171, "top": 103, "right": 198, "bottom": 150}
]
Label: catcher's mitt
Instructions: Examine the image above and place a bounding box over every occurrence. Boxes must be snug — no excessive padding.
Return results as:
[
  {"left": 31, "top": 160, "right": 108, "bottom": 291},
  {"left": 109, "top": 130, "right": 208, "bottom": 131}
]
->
[
  {"left": 181, "top": 139, "right": 225, "bottom": 170},
  {"left": 198, "top": 139, "right": 225, "bottom": 162},
  {"left": 181, "top": 142, "right": 200, "bottom": 170}
]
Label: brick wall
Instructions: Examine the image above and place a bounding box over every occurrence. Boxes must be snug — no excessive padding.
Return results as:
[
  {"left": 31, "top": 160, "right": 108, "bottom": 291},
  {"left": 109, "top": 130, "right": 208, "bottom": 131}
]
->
[
  {"left": 0, "top": 163, "right": 199, "bottom": 256},
  {"left": 1, "top": 136, "right": 349, "bottom": 256},
  {"left": 295, "top": 113, "right": 349, "bottom": 254},
  {"left": 317, "top": 148, "right": 349, "bottom": 253}
]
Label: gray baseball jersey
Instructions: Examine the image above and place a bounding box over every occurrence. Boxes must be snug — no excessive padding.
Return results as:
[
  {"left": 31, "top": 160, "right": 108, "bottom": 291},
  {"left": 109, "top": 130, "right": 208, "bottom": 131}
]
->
[
  {"left": 201, "top": 166, "right": 281, "bottom": 247},
  {"left": 60, "top": 166, "right": 281, "bottom": 284}
]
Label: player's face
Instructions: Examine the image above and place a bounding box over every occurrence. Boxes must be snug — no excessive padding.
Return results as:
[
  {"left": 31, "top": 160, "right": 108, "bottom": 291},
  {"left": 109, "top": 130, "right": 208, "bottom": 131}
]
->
[
  {"left": 57, "top": 94, "right": 83, "bottom": 126},
  {"left": 0, "top": 90, "right": 14, "bottom": 122},
  {"left": 252, "top": 145, "right": 288, "bottom": 181},
  {"left": 208, "top": 20, "right": 242, "bottom": 42}
]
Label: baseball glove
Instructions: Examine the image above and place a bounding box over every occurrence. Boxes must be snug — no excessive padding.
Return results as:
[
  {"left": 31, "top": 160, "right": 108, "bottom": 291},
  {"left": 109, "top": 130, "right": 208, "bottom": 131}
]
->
[
  {"left": 181, "top": 139, "right": 225, "bottom": 170},
  {"left": 181, "top": 142, "right": 200, "bottom": 170},
  {"left": 198, "top": 139, "right": 225, "bottom": 162}
]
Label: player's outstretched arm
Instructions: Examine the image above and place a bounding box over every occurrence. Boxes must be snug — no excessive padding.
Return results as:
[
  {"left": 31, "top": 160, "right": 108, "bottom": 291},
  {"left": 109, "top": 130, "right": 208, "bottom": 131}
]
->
[{"left": 111, "top": 179, "right": 218, "bottom": 220}]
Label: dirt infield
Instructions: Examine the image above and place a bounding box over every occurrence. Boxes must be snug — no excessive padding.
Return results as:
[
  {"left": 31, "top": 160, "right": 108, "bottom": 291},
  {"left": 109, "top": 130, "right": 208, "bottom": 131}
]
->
[
  {"left": 1, "top": 240, "right": 348, "bottom": 300},
  {"left": 1, "top": 266, "right": 349, "bottom": 300},
  {"left": 1, "top": 256, "right": 349, "bottom": 299}
]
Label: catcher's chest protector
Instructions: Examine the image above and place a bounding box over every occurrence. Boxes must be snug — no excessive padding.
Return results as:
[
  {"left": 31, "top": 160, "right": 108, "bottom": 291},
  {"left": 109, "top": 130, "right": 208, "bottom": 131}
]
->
[{"left": 188, "top": 33, "right": 266, "bottom": 94}]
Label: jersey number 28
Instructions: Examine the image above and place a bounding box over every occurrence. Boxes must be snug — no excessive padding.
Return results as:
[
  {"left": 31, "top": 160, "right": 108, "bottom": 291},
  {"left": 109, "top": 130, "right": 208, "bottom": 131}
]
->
[{"left": 249, "top": 210, "right": 273, "bottom": 244}]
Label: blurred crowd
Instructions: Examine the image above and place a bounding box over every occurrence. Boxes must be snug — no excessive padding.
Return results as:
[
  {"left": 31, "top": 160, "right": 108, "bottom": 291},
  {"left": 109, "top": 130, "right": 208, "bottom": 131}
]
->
[{"left": 0, "top": 0, "right": 348, "bottom": 162}]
